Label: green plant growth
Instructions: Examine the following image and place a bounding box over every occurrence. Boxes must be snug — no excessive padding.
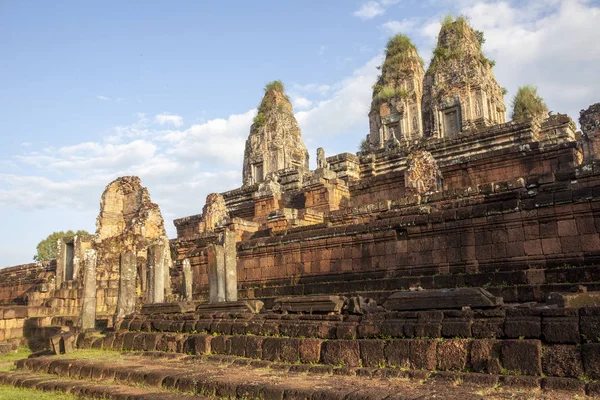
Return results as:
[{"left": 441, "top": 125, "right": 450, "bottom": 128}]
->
[
  {"left": 511, "top": 85, "right": 548, "bottom": 121},
  {"left": 0, "top": 386, "right": 83, "bottom": 400},
  {"left": 370, "top": 34, "right": 424, "bottom": 111},
  {"left": 252, "top": 80, "right": 289, "bottom": 130},
  {"left": 34, "top": 230, "right": 90, "bottom": 262},
  {"left": 429, "top": 14, "right": 495, "bottom": 72}
]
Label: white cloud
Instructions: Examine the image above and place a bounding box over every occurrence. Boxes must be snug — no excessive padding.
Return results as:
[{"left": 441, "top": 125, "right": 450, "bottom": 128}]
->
[
  {"left": 381, "top": 19, "right": 418, "bottom": 34},
  {"left": 295, "top": 56, "right": 381, "bottom": 140},
  {"left": 414, "top": 0, "right": 600, "bottom": 121},
  {"left": 353, "top": 1, "right": 385, "bottom": 19},
  {"left": 96, "top": 95, "right": 110, "bottom": 101},
  {"left": 292, "top": 83, "right": 331, "bottom": 96},
  {"left": 293, "top": 96, "right": 313, "bottom": 110},
  {"left": 155, "top": 113, "right": 184, "bottom": 127},
  {"left": 319, "top": 45, "right": 326, "bottom": 55}
]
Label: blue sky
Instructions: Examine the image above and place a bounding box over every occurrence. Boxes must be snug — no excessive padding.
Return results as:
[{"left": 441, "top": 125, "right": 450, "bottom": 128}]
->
[{"left": 1, "top": 0, "right": 599, "bottom": 267}]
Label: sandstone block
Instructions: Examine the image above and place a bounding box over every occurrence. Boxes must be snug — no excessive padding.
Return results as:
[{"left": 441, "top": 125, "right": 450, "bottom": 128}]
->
[{"left": 501, "top": 340, "right": 542, "bottom": 376}]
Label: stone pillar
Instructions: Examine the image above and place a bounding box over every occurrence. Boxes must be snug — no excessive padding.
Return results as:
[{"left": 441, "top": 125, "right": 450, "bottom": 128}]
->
[
  {"left": 182, "top": 258, "right": 193, "bottom": 301},
  {"left": 147, "top": 243, "right": 166, "bottom": 304},
  {"left": 223, "top": 230, "right": 238, "bottom": 302},
  {"left": 78, "top": 249, "right": 97, "bottom": 330},
  {"left": 207, "top": 244, "right": 226, "bottom": 303},
  {"left": 580, "top": 103, "right": 600, "bottom": 161},
  {"left": 114, "top": 251, "right": 137, "bottom": 325}
]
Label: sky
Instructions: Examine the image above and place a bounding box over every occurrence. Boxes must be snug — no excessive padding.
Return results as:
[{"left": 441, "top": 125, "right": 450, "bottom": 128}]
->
[{"left": 0, "top": 0, "right": 599, "bottom": 267}]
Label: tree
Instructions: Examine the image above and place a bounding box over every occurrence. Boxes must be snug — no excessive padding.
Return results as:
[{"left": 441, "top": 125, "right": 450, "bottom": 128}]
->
[
  {"left": 33, "top": 230, "right": 90, "bottom": 262},
  {"left": 359, "top": 138, "right": 371, "bottom": 153},
  {"left": 511, "top": 85, "right": 548, "bottom": 121}
]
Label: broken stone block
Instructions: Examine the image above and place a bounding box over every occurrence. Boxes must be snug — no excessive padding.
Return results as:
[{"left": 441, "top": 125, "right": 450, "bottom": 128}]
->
[
  {"left": 383, "top": 288, "right": 503, "bottom": 311},
  {"left": 547, "top": 291, "right": 600, "bottom": 308},
  {"left": 273, "top": 295, "right": 346, "bottom": 314},
  {"left": 139, "top": 302, "right": 196, "bottom": 315},
  {"left": 196, "top": 300, "right": 263, "bottom": 314}
]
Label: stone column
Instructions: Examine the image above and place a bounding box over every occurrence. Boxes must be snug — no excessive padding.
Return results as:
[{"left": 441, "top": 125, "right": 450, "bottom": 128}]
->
[
  {"left": 114, "top": 251, "right": 137, "bottom": 325},
  {"left": 147, "top": 243, "right": 166, "bottom": 304},
  {"left": 182, "top": 258, "right": 193, "bottom": 301},
  {"left": 223, "top": 230, "right": 238, "bottom": 302},
  {"left": 207, "top": 244, "right": 226, "bottom": 303},
  {"left": 78, "top": 249, "right": 97, "bottom": 330}
]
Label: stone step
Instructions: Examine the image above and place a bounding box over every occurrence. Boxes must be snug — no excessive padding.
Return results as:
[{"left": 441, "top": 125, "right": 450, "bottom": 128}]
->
[
  {"left": 234, "top": 266, "right": 600, "bottom": 307},
  {"left": 13, "top": 351, "right": 592, "bottom": 399},
  {"left": 116, "top": 305, "right": 600, "bottom": 345},
  {"left": 78, "top": 327, "right": 600, "bottom": 380},
  {"left": 236, "top": 264, "right": 600, "bottom": 294},
  {"left": 0, "top": 370, "right": 208, "bottom": 399}
]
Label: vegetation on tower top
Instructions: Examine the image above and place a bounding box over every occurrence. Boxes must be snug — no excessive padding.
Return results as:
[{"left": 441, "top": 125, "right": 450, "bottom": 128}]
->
[
  {"left": 252, "top": 80, "right": 291, "bottom": 130},
  {"left": 511, "top": 85, "right": 548, "bottom": 121},
  {"left": 429, "top": 14, "right": 495, "bottom": 72},
  {"left": 371, "top": 34, "right": 423, "bottom": 110}
]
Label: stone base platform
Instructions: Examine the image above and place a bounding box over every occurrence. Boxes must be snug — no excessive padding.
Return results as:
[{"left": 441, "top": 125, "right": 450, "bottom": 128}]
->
[{"left": 3, "top": 351, "right": 592, "bottom": 399}]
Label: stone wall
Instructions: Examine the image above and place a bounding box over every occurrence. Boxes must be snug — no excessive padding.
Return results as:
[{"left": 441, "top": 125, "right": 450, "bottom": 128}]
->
[
  {"left": 172, "top": 157, "right": 600, "bottom": 300},
  {"left": 0, "top": 261, "right": 55, "bottom": 305}
]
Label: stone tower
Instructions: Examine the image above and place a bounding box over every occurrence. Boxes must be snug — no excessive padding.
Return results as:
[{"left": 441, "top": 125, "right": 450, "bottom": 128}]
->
[
  {"left": 242, "top": 81, "right": 309, "bottom": 186},
  {"left": 93, "top": 176, "right": 172, "bottom": 315},
  {"left": 368, "top": 34, "right": 425, "bottom": 149},
  {"left": 421, "top": 17, "right": 506, "bottom": 138}
]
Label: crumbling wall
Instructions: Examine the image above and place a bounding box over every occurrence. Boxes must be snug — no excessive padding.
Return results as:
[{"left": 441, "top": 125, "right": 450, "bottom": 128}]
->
[
  {"left": 93, "top": 176, "right": 172, "bottom": 315},
  {"left": 0, "top": 261, "right": 55, "bottom": 306}
]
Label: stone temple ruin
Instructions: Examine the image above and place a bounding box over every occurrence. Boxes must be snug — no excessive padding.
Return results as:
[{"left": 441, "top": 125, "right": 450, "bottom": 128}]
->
[{"left": 1, "top": 18, "right": 600, "bottom": 399}]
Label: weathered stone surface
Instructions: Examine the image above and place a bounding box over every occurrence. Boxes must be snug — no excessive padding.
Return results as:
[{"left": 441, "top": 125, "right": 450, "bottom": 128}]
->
[
  {"left": 547, "top": 291, "right": 600, "bottom": 308},
  {"left": 404, "top": 150, "right": 442, "bottom": 194},
  {"left": 147, "top": 243, "right": 167, "bottom": 304},
  {"left": 207, "top": 243, "right": 225, "bottom": 303},
  {"left": 78, "top": 249, "right": 97, "bottom": 330},
  {"left": 242, "top": 81, "right": 309, "bottom": 186},
  {"left": 181, "top": 258, "right": 193, "bottom": 302},
  {"left": 94, "top": 176, "right": 172, "bottom": 316},
  {"left": 422, "top": 17, "right": 505, "bottom": 137},
  {"left": 580, "top": 103, "right": 600, "bottom": 161},
  {"left": 223, "top": 230, "right": 238, "bottom": 302},
  {"left": 114, "top": 251, "right": 136, "bottom": 324},
  {"left": 200, "top": 193, "right": 229, "bottom": 233},
  {"left": 206, "top": 229, "right": 238, "bottom": 303},
  {"left": 274, "top": 295, "right": 346, "bottom": 314},
  {"left": 383, "top": 288, "right": 502, "bottom": 311}
]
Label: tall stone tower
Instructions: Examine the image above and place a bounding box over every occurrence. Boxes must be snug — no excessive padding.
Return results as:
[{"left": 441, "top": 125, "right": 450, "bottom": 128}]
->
[
  {"left": 242, "top": 81, "right": 309, "bottom": 186},
  {"left": 368, "top": 35, "right": 425, "bottom": 149},
  {"left": 421, "top": 17, "right": 506, "bottom": 138}
]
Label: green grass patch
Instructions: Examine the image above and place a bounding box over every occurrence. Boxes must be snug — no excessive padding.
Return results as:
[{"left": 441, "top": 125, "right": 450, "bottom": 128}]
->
[
  {"left": 54, "top": 349, "right": 126, "bottom": 362},
  {"left": 0, "top": 347, "right": 31, "bottom": 364},
  {"left": 0, "top": 385, "right": 82, "bottom": 400},
  {"left": 511, "top": 85, "right": 548, "bottom": 120}
]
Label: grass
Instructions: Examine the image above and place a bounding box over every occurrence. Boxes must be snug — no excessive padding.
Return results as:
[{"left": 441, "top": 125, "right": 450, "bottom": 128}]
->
[
  {"left": 0, "top": 386, "right": 82, "bottom": 400},
  {"left": 0, "top": 347, "right": 31, "bottom": 371},
  {"left": 252, "top": 80, "right": 290, "bottom": 129},
  {"left": 511, "top": 85, "right": 548, "bottom": 121}
]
